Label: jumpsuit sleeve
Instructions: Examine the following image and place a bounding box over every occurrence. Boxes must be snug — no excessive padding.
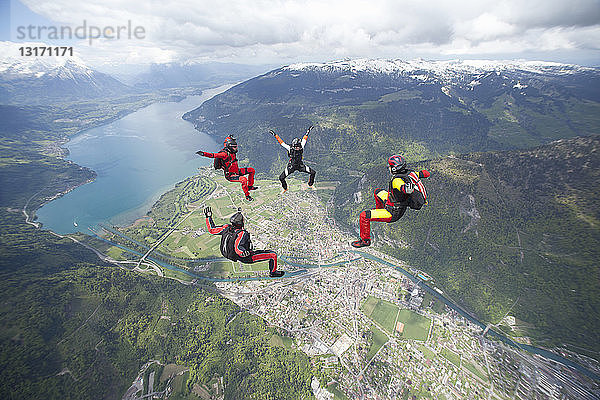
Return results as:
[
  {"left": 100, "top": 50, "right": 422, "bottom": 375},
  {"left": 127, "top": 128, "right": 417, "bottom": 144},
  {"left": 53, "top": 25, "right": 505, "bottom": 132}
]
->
[
  {"left": 301, "top": 134, "right": 308, "bottom": 147},
  {"left": 206, "top": 217, "right": 227, "bottom": 234},
  {"left": 201, "top": 151, "right": 228, "bottom": 159},
  {"left": 234, "top": 230, "right": 250, "bottom": 256},
  {"left": 275, "top": 134, "right": 291, "bottom": 151}
]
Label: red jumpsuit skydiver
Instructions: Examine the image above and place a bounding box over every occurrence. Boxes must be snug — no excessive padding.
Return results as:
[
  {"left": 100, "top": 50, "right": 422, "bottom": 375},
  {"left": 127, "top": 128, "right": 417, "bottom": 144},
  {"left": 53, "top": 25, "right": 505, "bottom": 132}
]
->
[{"left": 197, "top": 136, "right": 257, "bottom": 201}]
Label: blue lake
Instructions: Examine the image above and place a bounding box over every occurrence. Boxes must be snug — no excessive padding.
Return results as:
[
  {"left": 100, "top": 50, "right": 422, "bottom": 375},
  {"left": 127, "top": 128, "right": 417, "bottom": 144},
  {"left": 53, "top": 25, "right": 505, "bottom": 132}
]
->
[{"left": 36, "top": 85, "right": 231, "bottom": 235}]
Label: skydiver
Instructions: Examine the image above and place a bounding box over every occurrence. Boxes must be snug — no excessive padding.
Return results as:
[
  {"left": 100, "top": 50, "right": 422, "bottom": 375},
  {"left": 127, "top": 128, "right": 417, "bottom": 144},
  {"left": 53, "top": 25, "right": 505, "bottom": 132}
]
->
[
  {"left": 351, "top": 155, "right": 430, "bottom": 248},
  {"left": 204, "top": 206, "right": 284, "bottom": 277},
  {"left": 270, "top": 126, "right": 317, "bottom": 193},
  {"left": 196, "top": 136, "right": 258, "bottom": 201}
]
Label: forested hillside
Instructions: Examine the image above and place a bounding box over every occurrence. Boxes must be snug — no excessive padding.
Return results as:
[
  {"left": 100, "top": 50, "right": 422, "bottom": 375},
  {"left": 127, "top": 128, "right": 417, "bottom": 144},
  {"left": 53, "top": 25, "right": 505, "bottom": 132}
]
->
[{"left": 335, "top": 137, "right": 600, "bottom": 355}]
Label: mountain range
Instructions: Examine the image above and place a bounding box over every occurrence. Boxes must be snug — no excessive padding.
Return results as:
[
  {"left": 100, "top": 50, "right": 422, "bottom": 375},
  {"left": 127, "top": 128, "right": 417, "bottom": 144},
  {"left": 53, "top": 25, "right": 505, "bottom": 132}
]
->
[
  {"left": 0, "top": 48, "right": 272, "bottom": 104},
  {"left": 0, "top": 54, "right": 130, "bottom": 104},
  {"left": 184, "top": 58, "right": 600, "bottom": 175}
]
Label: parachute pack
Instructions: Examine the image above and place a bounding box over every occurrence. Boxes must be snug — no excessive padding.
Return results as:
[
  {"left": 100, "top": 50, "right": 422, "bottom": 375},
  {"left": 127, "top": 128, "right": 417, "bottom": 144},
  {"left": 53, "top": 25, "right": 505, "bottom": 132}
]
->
[
  {"left": 219, "top": 225, "right": 241, "bottom": 260},
  {"left": 393, "top": 171, "right": 427, "bottom": 210},
  {"left": 213, "top": 150, "right": 226, "bottom": 170}
]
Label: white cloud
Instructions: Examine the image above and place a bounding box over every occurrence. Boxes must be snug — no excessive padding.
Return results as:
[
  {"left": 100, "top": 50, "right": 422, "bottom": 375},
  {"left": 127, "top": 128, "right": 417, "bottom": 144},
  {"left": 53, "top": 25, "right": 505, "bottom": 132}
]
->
[{"left": 16, "top": 0, "right": 600, "bottom": 66}]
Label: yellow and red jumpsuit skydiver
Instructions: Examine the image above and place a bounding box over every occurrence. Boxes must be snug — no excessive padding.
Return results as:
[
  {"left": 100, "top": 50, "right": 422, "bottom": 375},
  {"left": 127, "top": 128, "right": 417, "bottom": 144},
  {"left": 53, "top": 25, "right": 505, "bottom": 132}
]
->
[
  {"left": 356, "top": 169, "right": 430, "bottom": 246},
  {"left": 197, "top": 137, "right": 257, "bottom": 199},
  {"left": 205, "top": 214, "right": 279, "bottom": 275},
  {"left": 272, "top": 127, "right": 316, "bottom": 190}
]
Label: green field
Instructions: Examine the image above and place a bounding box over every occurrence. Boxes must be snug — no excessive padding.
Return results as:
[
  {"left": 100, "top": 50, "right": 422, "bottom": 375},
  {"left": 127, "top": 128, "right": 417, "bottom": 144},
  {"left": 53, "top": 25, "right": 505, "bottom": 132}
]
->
[
  {"left": 432, "top": 299, "right": 446, "bottom": 313},
  {"left": 169, "top": 371, "right": 191, "bottom": 400},
  {"left": 362, "top": 295, "right": 399, "bottom": 334},
  {"left": 396, "top": 309, "right": 431, "bottom": 341},
  {"left": 162, "top": 267, "right": 194, "bottom": 282},
  {"left": 106, "top": 246, "right": 126, "bottom": 260},
  {"left": 269, "top": 334, "right": 294, "bottom": 349},
  {"left": 416, "top": 343, "right": 435, "bottom": 360},
  {"left": 159, "top": 364, "right": 188, "bottom": 383},
  {"left": 366, "top": 325, "right": 388, "bottom": 361},
  {"left": 327, "top": 382, "right": 351, "bottom": 400},
  {"left": 441, "top": 347, "right": 461, "bottom": 367},
  {"left": 463, "top": 360, "right": 488, "bottom": 382}
]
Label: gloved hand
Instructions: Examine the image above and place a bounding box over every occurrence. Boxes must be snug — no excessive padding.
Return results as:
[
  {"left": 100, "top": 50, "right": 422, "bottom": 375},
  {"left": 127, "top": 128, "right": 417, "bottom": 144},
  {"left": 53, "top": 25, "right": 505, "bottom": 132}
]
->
[
  {"left": 196, "top": 150, "right": 207, "bottom": 156},
  {"left": 404, "top": 181, "right": 414, "bottom": 194},
  {"left": 269, "top": 129, "right": 276, "bottom": 136},
  {"left": 240, "top": 250, "right": 251, "bottom": 257},
  {"left": 421, "top": 169, "right": 431, "bottom": 178},
  {"left": 204, "top": 207, "right": 212, "bottom": 217}
]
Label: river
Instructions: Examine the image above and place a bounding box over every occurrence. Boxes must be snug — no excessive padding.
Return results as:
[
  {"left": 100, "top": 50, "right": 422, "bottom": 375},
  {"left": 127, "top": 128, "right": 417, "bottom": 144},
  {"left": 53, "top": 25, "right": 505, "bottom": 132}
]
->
[{"left": 36, "top": 85, "right": 232, "bottom": 234}]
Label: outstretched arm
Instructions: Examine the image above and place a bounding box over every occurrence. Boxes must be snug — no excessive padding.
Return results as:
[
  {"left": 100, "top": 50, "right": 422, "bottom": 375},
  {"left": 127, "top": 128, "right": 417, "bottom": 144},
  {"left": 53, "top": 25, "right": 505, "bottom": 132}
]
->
[
  {"left": 301, "top": 125, "right": 313, "bottom": 147},
  {"left": 196, "top": 150, "right": 227, "bottom": 159},
  {"left": 205, "top": 218, "right": 227, "bottom": 234},
  {"left": 270, "top": 130, "right": 290, "bottom": 151},
  {"left": 204, "top": 207, "right": 227, "bottom": 234}
]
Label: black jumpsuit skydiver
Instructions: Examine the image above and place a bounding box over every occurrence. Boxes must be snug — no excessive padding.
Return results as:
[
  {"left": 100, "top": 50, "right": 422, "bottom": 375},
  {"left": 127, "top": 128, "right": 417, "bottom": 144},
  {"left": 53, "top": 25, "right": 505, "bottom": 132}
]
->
[{"left": 273, "top": 129, "right": 316, "bottom": 190}]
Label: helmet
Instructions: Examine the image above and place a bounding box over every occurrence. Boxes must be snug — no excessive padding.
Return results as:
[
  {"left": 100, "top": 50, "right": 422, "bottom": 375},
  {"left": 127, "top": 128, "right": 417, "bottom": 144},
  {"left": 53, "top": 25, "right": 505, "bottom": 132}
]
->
[
  {"left": 388, "top": 154, "right": 407, "bottom": 174},
  {"left": 224, "top": 136, "right": 238, "bottom": 153},
  {"left": 291, "top": 138, "right": 302, "bottom": 149},
  {"left": 230, "top": 211, "right": 244, "bottom": 228}
]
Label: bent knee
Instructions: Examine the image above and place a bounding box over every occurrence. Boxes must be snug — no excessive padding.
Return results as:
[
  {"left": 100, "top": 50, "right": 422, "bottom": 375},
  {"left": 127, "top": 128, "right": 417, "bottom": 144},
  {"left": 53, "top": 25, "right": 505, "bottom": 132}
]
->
[{"left": 370, "top": 208, "right": 392, "bottom": 220}]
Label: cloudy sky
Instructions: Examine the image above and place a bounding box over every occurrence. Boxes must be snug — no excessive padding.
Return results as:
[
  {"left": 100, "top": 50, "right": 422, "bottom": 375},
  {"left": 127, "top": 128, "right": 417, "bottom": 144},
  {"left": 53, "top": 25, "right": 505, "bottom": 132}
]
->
[{"left": 5, "top": 0, "right": 600, "bottom": 66}]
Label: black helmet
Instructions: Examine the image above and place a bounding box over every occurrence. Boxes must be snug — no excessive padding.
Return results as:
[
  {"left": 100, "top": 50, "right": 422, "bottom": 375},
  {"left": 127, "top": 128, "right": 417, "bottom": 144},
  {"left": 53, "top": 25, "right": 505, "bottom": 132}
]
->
[
  {"left": 291, "top": 138, "right": 302, "bottom": 149},
  {"left": 388, "top": 154, "right": 407, "bottom": 174},
  {"left": 230, "top": 211, "right": 244, "bottom": 228},
  {"left": 224, "top": 136, "right": 238, "bottom": 153}
]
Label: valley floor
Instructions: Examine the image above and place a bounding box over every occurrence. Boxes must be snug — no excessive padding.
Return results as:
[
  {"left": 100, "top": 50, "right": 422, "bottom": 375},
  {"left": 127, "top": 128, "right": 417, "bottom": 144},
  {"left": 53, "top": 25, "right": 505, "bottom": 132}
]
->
[{"left": 97, "top": 170, "right": 600, "bottom": 400}]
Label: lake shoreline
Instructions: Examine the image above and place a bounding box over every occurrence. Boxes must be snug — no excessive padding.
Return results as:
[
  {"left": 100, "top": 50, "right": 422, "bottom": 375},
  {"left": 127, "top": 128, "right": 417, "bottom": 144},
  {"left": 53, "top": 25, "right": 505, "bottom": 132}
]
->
[{"left": 35, "top": 86, "right": 231, "bottom": 235}]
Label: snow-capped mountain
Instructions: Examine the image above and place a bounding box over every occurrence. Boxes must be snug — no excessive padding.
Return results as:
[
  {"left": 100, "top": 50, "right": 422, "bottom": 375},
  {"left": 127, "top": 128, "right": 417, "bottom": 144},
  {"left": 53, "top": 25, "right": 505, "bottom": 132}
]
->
[
  {"left": 185, "top": 57, "right": 600, "bottom": 172},
  {"left": 0, "top": 47, "right": 131, "bottom": 104},
  {"left": 277, "top": 58, "right": 600, "bottom": 101},
  {"left": 284, "top": 58, "right": 593, "bottom": 77}
]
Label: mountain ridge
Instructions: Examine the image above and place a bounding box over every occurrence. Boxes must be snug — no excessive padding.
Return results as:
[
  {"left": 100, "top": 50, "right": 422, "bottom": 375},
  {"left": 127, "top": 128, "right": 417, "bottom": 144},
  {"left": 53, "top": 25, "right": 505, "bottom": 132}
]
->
[
  {"left": 183, "top": 57, "right": 600, "bottom": 177},
  {"left": 0, "top": 53, "right": 131, "bottom": 104}
]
